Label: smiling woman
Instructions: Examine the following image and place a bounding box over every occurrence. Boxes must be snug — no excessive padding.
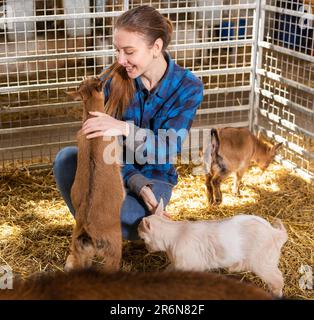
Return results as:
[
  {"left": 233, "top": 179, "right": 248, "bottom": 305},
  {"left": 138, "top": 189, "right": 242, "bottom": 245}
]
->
[{"left": 52, "top": 5, "right": 204, "bottom": 241}]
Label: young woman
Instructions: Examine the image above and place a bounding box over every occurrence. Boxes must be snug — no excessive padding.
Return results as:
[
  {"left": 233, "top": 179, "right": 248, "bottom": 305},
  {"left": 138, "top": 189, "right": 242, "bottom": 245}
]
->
[{"left": 53, "top": 5, "right": 204, "bottom": 240}]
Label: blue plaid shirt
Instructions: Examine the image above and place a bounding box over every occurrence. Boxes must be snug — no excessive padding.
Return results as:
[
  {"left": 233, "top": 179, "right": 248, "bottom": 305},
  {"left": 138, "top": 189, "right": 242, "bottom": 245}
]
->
[{"left": 104, "top": 53, "right": 203, "bottom": 195}]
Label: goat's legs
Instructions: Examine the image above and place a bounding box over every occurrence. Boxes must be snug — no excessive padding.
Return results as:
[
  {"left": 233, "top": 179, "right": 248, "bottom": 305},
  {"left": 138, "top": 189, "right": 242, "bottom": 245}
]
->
[
  {"left": 71, "top": 132, "right": 91, "bottom": 211},
  {"left": 96, "top": 236, "right": 122, "bottom": 272},
  {"left": 65, "top": 231, "right": 95, "bottom": 271},
  {"left": 205, "top": 173, "right": 214, "bottom": 205},
  {"left": 211, "top": 171, "right": 230, "bottom": 205},
  {"left": 253, "top": 265, "right": 284, "bottom": 298},
  {"left": 232, "top": 169, "right": 246, "bottom": 196},
  {"left": 211, "top": 177, "right": 222, "bottom": 205}
]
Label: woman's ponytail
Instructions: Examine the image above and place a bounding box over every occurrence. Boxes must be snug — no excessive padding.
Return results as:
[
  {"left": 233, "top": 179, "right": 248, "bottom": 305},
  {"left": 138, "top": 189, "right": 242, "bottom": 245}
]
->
[{"left": 98, "top": 63, "right": 135, "bottom": 120}]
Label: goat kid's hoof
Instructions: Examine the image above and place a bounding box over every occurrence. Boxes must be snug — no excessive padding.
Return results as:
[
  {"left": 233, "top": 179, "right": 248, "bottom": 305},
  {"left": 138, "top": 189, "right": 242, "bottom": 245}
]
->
[
  {"left": 64, "top": 255, "right": 77, "bottom": 272},
  {"left": 64, "top": 264, "right": 73, "bottom": 272},
  {"left": 64, "top": 263, "right": 74, "bottom": 272},
  {"left": 232, "top": 190, "right": 241, "bottom": 197},
  {"left": 207, "top": 197, "right": 215, "bottom": 206},
  {"left": 272, "top": 289, "right": 283, "bottom": 298},
  {"left": 213, "top": 199, "right": 222, "bottom": 206}
]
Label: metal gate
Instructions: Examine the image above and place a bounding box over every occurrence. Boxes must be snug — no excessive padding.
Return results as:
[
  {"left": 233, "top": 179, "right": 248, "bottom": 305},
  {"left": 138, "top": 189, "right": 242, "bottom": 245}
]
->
[
  {"left": 254, "top": 0, "right": 314, "bottom": 180},
  {"left": 0, "top": 1, "right": 313, "bottom": 180}
]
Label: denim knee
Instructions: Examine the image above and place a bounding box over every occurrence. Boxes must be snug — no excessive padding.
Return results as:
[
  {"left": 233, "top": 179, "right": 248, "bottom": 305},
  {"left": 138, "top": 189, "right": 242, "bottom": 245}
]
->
[
  {"left": 120, "top": 182, "right": 174, "bottom": 241},
  {"left": 53, "top": 146, "right": 78, "bottom": 176},
  {"left": 53, "top": 147, "right": 78, "bottom": 216}
]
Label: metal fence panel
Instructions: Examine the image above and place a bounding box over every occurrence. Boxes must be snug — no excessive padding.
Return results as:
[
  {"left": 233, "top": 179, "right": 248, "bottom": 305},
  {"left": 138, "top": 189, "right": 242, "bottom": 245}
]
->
[
  {"left": 254, "top": 0, "right": 314, "bottom": 180},
  {"left": 0, "top": 1, "right": 312, "bottom": 179},
  {"left": 0, "top": 0, "right": 257, "bottom": 170}
]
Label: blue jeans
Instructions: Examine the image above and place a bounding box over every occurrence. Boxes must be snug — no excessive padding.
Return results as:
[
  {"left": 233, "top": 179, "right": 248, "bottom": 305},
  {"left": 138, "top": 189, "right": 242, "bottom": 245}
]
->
[{"left": 53, "top": 147, "right": 173, "bottom": 240}]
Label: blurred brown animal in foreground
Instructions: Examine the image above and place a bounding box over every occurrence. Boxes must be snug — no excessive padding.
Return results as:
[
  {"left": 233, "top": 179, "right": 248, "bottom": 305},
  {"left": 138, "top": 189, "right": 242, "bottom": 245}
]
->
[{"left": 0, "top": 269, "right": 273, "bottom": 300}]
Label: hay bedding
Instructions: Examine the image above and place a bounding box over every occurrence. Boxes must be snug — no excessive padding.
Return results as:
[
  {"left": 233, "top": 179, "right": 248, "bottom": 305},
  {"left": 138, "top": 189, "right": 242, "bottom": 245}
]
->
[{"left": 0, "top": 163, "right": 313, "bottom": 299}]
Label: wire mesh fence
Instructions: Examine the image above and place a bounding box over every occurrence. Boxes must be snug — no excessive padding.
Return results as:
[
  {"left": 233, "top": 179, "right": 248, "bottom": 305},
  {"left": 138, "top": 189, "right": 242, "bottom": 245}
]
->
[
  {"left": 255, "top": 0, "right": 313, "bottom": 180},
  {"left": 0, "top": 0, "right": 313, "bottom": 179}
]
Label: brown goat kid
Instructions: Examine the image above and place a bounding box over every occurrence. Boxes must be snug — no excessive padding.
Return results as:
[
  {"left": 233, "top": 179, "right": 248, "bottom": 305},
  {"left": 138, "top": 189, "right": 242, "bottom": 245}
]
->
[
  {"left": 204, "top": 127, "right": 282, "bottom": 205},
  {"left": 0, "top": 269, "right": 273, "bottom": 300},
  {"left": 65, "top": 77, "right": 125, "bottom": 272}
]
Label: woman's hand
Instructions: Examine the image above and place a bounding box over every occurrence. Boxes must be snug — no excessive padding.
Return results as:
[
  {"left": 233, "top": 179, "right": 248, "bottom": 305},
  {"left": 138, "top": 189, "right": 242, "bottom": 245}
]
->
[
  {"left": 139, "top": 186, "right": 158, "bottom": 212},
  {"left": 140, "top": 189, "right": 172, "bottom": 218},
  {"left": 82, "top": 111, "right": 129, "bottom": 139}
]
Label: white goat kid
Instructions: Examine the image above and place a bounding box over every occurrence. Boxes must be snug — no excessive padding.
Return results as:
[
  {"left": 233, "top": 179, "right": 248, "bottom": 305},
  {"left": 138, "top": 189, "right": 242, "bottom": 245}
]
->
[{"left": 138, "top": 201, "right": 287, "bottom": 297}]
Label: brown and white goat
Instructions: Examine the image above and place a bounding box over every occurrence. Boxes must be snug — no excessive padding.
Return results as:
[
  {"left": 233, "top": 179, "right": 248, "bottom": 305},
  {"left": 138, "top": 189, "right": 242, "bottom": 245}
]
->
[
  {"left": 138, "top": 202, "right": 287, "bottom": 298},
  {"left": 204, "top": 127, "right": 283, "bottom": 205},
  {"left": 65, "top": 77, "right": 124, "bottom": 272},
  {"left": 0, "top": 269, "right": 273, "bottom": 300}
]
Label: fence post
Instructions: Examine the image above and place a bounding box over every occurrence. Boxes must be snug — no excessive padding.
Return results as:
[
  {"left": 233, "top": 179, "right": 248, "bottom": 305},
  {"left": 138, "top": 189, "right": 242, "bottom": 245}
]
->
[
  {"left": 249, "top": 0, "right": 264, "bottom": 133},
  {"left": 123, "top": 0, "right": 129, "bottom": 11}
]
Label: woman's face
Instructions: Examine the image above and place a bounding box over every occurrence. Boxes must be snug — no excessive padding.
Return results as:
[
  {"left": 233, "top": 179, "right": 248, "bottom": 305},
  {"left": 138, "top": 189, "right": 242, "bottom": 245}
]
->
[{"left": 113, "top": 28, "right": 157, "bottom": 79}]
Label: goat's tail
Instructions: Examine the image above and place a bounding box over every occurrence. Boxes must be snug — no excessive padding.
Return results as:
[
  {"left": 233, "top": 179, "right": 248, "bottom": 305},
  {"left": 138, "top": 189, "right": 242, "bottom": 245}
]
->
[
  {"left": 272, "top": 218, "right": 284, "bottom": 230},
  {"left": 203, "top": 128, "right": 221, "bottom": 174},
  {"left": 210, "top": 128, "right": 220, "bottom": 155},
  {"left": 272, "top": 218, "right": 288, "bottom": 245}
]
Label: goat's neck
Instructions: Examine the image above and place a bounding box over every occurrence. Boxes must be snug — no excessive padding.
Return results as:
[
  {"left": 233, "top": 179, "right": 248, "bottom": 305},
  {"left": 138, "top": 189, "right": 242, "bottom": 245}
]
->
[{"left": 82, "top": 96, "right": 104, "bottom": 122}]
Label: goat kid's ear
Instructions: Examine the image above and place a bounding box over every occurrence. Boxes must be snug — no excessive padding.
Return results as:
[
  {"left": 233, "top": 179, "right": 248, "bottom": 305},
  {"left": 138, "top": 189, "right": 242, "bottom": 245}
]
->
[
  {"left": 66, "top": 91, "right": 82, "bottom": 101},
  {"left": 96, "top": 79, "right": 104, "bottom": 92},
  {"left": 154, "top": 198, "right": 164, "bottom": 216},
  {"left": 142, "top": 218, "right": 151, "bottom": 231},
  {"left": 257, "top": 131, "right": 268, "bottom": 142},
  {"left": 273, "top": 142, "right": 283, "bottom": 152}
]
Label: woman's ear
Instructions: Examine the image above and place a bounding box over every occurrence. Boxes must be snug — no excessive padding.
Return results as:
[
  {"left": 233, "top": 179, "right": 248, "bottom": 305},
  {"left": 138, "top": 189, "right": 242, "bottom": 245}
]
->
[{"left": 153, "top": 38, "right": 163, "bottom": 57}]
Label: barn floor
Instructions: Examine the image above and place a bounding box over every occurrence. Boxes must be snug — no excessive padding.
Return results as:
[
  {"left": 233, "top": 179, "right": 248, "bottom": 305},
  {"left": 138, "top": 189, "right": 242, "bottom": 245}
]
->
[{"left": 0, "top": 163, "right": 313, "bottom": 299}]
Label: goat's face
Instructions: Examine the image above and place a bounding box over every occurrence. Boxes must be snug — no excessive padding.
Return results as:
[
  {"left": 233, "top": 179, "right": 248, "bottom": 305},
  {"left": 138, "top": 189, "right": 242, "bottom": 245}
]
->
[
  {"left": 138, "top": 216, "right": 164, "bottom": 253},
  {"left": 67, "top": 77, "right": 104, "bottom": 102},
  {"left": 257, "top": 142, "right": 283, "bottom": 171}
]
